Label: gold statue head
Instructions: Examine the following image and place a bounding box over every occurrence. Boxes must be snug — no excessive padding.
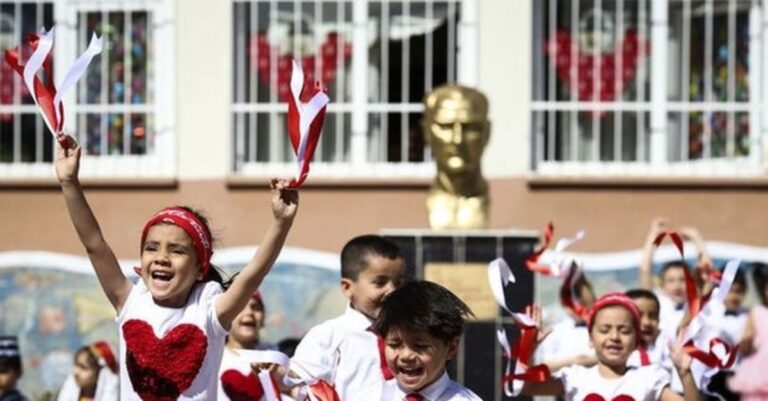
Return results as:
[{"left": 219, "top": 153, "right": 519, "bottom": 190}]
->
[{"left": 422, "top": 85, "right": 490, "bottom": 179}]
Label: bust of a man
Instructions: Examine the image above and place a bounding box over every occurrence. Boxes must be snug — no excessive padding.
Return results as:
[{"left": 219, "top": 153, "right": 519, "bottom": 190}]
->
[{"left": 422, "top": 85, "right": 490, "bottom": 230}]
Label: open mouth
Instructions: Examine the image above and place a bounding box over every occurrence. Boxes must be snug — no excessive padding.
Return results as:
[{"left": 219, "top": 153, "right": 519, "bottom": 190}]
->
[
  {"left": 151, "top": 270, "right": 174, "bottom": 282},
  {"left": 398, "top": 365, "right": 424, "bottom": 379},
  {"left": 605, "top": 345, "right": 624, "bottom": 354},
  {"left": 239, "top": 320, "right": 256, "bottom": 328}
]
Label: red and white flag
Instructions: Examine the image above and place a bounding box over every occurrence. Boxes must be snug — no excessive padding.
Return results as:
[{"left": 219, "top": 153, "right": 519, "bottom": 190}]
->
[
  {"left": 286, "top": 59, "right": 330, "bottom": 188},
  {"left": 4, "top": 27, "right": 103, "bottom": 137}
]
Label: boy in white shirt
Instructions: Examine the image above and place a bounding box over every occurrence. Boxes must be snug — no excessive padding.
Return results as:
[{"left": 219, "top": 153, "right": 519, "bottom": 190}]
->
[
  {"left": 290, "top": 235, "right": 406, "bottom": 401},
  {"left": 361, "top": 280, "right": 481, "bottom": 401}
]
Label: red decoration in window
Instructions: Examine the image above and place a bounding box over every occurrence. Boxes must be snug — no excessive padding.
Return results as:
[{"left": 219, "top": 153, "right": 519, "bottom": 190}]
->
[
  {"left": 250, "top": 32, "right": 351, "bottom": 101},
  {"left": 545, "top": 30, "right": 648, "bottom": 118}
]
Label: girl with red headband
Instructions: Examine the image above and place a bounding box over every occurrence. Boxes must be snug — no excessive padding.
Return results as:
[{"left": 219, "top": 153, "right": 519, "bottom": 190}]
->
[
  {"left": 54, "top": 134, "right": 299, "bottom": 401},
  {"left": 56, "top": 341, "right": 119, "bottom": 401},
  {"left": 522, "top": 293, "right": 701, "bottom": 401}
]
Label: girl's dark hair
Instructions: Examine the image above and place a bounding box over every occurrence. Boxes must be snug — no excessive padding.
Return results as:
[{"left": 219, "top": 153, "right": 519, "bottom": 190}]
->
[
  {"left": 752, "top": 262, "right": 768, "bottom": 306},
  {"left": 74, "top": 346, "right": 99, "bottom": 370}
]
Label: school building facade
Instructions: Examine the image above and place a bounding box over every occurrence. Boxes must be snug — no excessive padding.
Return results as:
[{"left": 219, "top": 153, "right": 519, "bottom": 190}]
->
[{"left": 0, "top": 0, "right": 767, "bottom": 275}]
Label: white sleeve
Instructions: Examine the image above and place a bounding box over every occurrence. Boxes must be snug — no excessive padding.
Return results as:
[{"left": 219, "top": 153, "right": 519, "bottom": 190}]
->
[
  {"left": 555, "top": 365, "right": 580, "bottom": 400},
  {"left": 202, "top": 282, "right": 228, "bottom": 337},
  {"left": 115, "top": 282, "right": 141, "bottom": 324},
  {"left": 649, "top": 365, "right": 672, "bottom": 401},
  {"left": 291, "top": 323, "right": 337, "bottom": 382}
]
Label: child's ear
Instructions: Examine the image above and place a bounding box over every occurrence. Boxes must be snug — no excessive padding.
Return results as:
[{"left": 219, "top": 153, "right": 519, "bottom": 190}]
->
[
  {"left": 340, "top": 278, "right": 354, "bottom": 299},
  {"left": 446, "top": 337, "right": 460, "bottom": 360},
  {"left": 196, "top": 266, "right": 205, "bottom": 281}
]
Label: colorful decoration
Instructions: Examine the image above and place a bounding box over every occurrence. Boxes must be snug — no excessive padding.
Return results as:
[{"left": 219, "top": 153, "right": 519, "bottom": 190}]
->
[
  {"left": 545, "top": 29, "right": 647, "bottom": 118},
  {"left": 4, "top": 27, "right": 103, "bottom": 135},
  {"left": 251, "top": 32, "right": 351, "bottom": 102}
]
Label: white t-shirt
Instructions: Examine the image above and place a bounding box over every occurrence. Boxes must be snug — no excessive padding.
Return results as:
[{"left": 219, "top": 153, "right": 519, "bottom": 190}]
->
[
  {"left": 656, "top": 291, "right": 686, "bottom": 341},
  {"left": 535, "top": 315, "right": 594, "bottom": 371},
  {"left": 291, "top": 305, "right": 390, "bottom": 401},
  {"left": 558, "top": 365, "right": 671, "bottom": 401},
  {"left": 354, "top": 371, "right": 481, "bottom": 401},
  {"left": 116, "top": 280, "right": 228, "bottom": 401}
]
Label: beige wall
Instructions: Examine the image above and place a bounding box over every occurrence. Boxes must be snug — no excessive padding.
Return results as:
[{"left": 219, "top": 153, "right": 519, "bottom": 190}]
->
[{"left": 1, "top": 179, "right": 766, "bottom": 259}]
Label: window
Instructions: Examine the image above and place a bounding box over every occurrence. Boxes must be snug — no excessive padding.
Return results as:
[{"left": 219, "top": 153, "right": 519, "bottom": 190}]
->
[
  {"left": 532, "top": 0, "right": 762, "bottom": 176},
  {"left": 231, "top": 0, "right": 476, "bottom": 177},
  {"left": 0, "top": 0, "right": 174, "bottom": 178}
]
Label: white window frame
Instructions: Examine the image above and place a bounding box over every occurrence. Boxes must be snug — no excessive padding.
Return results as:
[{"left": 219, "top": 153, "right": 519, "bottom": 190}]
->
[
  {"left": 231, "top": 0, "right": 478, "bottom": 179},
  {"left": 531, "top": 0, "right": 768, "bottom": 177},
  {"left": 0, "top": 0, "right": 176, "bottom": 179}
]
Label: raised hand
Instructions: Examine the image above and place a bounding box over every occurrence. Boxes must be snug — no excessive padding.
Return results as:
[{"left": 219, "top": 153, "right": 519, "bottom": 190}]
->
[
  {"left": 668, "top": 330, "right": 693, "bottom": 375},
  {"left": 527, "top": 304, "right": 553, "bottom": 346},
  {"left": 55, "top": 133, "right": 81, "bottom": 185},
  {"left": 269, "top": 178, "right": 299, "bottom": 224}
]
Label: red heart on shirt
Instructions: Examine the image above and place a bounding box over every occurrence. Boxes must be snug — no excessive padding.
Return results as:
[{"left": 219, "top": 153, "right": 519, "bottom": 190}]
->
[
  {"left": 584, "top": 394, "right": 636, "bottom": 401},
  {"left": 221, "top": 369, "right": 265, "bottom": 401},
  {"left": 123, "top": 319, "right": 208, "bottom": 401}
]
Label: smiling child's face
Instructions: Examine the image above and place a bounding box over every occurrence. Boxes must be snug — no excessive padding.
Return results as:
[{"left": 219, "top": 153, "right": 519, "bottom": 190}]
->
[
  {"left": 589, "top": 306, "right": 637, "bottom": 369},
  {"left": 384, "top": 329, "right": 458, "bottom": 393}
]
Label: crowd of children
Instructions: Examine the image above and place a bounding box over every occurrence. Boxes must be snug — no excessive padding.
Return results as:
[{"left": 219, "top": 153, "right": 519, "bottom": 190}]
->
[{"left": 1, "top": 135, "right": 768, "bottom": 401}]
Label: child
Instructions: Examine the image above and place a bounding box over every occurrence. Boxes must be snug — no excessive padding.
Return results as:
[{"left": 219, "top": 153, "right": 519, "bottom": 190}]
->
[
  {"left": 639, "top": 219, "right": 712, "bottom": 340},
  {"left": 290, "top": 235, "right": 406, "bottom": 400},
  {"left": 522, "top": 293, "right": 700, "bottom": 401},
  {"left": 57, "top": 341, "right": 119, "bottom": 401},
  {"left": 625, "top": 289, "right": 671, "bottom": 368},
  {"left": 55, "top": 134, "right": 298, "bottom": 401},
  {"left": 536, "top": 274, "right": 597, "bottom": 373},
  {"left": 218, "top": 291, "right": 284, "bottom": 401},
  {"left": 363, "top": 280, "right": 481, "bottom": 401},
  {"left": 728, "top": 263, "right": 768, "bottom": 401},
  {"left": 0, "top": 337, "right": 29, "bottom": 401}
]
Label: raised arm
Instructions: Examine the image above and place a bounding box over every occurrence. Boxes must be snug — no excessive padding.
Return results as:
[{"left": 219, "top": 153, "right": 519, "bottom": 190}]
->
[
  {"left": 640, "top": 218, "right": 666, "bottom": 290},
  {"left": 662, "top": 330, "right": 701, "bottom": 401},
  {"left": 215, "top": 178, "right": 298, "bottom": 328},
  {"left": 55, "top": 134, "right": 131, "bottom": 311}
]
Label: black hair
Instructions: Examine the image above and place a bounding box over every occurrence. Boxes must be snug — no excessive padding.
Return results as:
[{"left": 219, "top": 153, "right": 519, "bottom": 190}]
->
[
  {"left": 659, "top": 261, "right": 687, "bottom": 279},
  {"left": 74, "top": 346, "right": 100, "bottom": 370},
  {"left": 373, "top": 280, "right": 473, "bottom": 343},
  {"left": 0, "top": 336, "right": 22, "bottom": 374},
  {"left": 725, "top": 265, "right": 748, "bottom": 293},
  {"left": 625, "top": 288, "right": 660, "bottom": 312},
  {"left": 753, "top": 262, "right": 768, "bottom": 306},
  {"left": 277, "top": 337, "right": 301, "bottom": 358},
  {"left": 340, "top": 235, "right": 404, "bottom": 280}
]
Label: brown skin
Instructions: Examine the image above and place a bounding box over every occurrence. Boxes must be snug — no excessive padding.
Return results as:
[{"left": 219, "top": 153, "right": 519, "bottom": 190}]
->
[
  {"left": 227, "top": 298, "right": 265, "bottom": 350},
  {"left": 73, "top": 350, "right": 99, "bottom": 399},
  {"left": 340, "top": 256, "right": 406, "bottom": 320},
  {"left": 633, "top": 297, "right": 661, "bottom": 347},
  {"left": 0, "top": 368, "right": 21, "bottom": 396},
  {"left": 384, "top": 329, "right": 459, "bottom": 393}
]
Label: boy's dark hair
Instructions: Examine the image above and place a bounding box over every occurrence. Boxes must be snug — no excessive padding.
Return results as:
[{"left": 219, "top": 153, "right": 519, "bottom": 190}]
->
[
  {"left": 625, "top": 288, "right": 660, "bottom": 312},
  {"left": 725, "top": 265, "right": 747, "bottom": 293},
  {"left": 659, "top": 261, "right": 686, "bottom": 279},
  {"left": 752, "top": 262, "right": 768, "bottom": 305},
  {"left": 340, "top": 235, "right": 403, "bottom": 280},
  {"left": 373, "top": 280, "right": 473, "bottom": 342},
  {"left": 0, "top": 336, "right": 22, "bottom": 374}
]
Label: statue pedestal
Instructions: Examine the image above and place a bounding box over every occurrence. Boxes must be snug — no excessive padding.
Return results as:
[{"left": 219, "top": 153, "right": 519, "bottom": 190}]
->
[{"left": 381, "top": 229, "right": 539, "bottom": 401}]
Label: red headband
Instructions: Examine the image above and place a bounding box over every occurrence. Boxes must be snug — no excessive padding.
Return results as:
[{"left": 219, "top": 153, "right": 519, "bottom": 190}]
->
[
  {"left": 140, "top": 207, "right": 213, "bottom": 277},
  {"left": 90, "top": 341, "right": 118, "bottom": 373},
  {"left": 587, "top": 293, "right": 641, "bottom": 334}
]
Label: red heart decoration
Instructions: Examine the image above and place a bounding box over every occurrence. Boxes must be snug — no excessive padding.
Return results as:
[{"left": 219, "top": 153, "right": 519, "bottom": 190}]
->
[
  {"left": 221, "top": 369, "right": 265, "bottom": 401},
  {"left": 584, "top": 394, "right": 636, "bottom": 401},
  {"left": 123, "top": 319, "right": 208, "bottom": 401},
  {"left": 545, "top": 29, "right": 648, "bottom": 118},
  {"left": 250, "top": 32, "right": 351, "bottom": 101}
]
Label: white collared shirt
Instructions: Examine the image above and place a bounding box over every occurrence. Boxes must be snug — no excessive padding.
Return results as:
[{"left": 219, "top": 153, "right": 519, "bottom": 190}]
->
[
  {"left": 627, "top": 331, "right": 673, "bottom": 369},
  {"left": 291, "top": 304, "right": 387, "bottom": 401},
  {"left": 656, "top": 291, "right": 686, "bottom": 341},
  {"left": 362, "top": 371, "right": 481, "bottom": 401}
]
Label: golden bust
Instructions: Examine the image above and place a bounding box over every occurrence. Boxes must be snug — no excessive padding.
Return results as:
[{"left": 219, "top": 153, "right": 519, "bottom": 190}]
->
[{"left": 422, "top": 85, "right": 490, "bottom": 230}]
